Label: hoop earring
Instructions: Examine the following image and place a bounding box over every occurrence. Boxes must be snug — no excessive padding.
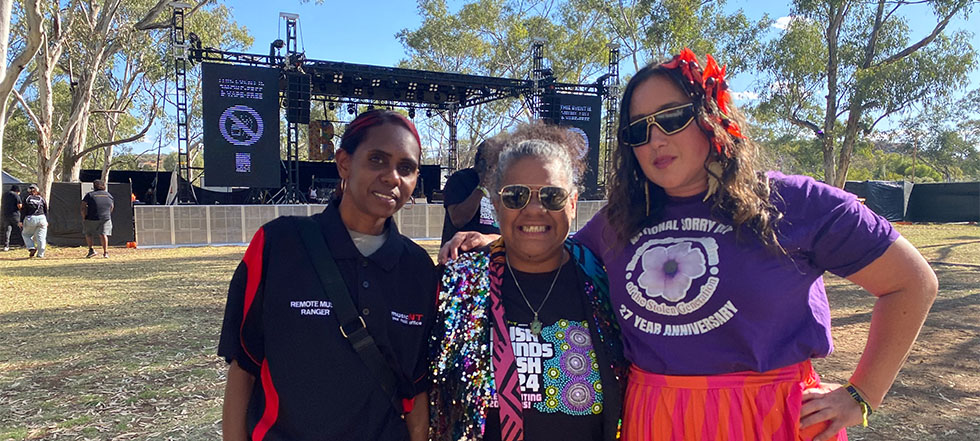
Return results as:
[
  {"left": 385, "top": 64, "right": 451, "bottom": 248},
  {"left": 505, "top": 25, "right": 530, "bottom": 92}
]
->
[{"left": 644, "top": 180, "right": 650, "bottom": 217}]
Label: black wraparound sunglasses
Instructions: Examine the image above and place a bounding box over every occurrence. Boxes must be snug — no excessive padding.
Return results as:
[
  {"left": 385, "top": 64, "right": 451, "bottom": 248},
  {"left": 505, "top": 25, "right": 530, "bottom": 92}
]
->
[
  {"left": 620, "top": 103, "right": 697, "bottom": 147},
  {"left": 498, "top": 185, "right": 570, "bottom": 211}
]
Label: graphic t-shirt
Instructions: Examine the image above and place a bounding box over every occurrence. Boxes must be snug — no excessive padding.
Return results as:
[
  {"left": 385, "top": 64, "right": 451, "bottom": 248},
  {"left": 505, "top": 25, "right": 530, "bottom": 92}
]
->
[
  {"left": 574, "top": 172, "right": 899, "bottom": 375},
  {"left": 483, "top": 258, "right": 604, "bottom": 441},
  {"left": 441, "top": 168, "right": 499, "bottom": 244}
]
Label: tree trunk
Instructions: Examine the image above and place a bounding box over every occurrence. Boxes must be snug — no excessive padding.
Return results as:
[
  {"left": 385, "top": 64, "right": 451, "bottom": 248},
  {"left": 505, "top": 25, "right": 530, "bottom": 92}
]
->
[
  {"left": 61, "top": 52, "right": 103, "bottom": 182},
  {"left": 821, "top": 2, "right": 845, "bottom": 185},
  {"left": 834, "top": 104, "right": 866, "bottom": 188},
  {"left": 0, "top": 0, "right": 43, "bottom": 191}
]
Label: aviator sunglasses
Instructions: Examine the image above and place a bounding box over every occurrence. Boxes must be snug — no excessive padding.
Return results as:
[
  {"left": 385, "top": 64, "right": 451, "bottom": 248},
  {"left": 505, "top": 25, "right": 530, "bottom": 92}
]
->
[
  {"left": 620, "top": 103, "right": 696, "bottom": 147},
  {"left": 498, "top": 184, "right": 570, "bottom": 211}
]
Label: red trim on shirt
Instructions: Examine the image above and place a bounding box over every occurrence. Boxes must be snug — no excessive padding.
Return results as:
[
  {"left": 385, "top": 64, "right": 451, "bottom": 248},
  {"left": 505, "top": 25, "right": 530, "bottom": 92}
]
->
[
  {"left": 251, "top": 359, "right": 280, "bottom": 441},
  {"left": 402, "top": 397, "right": 415, "bottom": 414},
  {"left": 240, "top": 227, "right": 265, "bottom": 367}
]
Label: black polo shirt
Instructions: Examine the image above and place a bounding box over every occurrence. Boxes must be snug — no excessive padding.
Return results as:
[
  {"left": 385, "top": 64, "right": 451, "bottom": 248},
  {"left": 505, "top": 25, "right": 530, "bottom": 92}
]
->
[{"left": 218, "top": 202, "right": 438, "bottom": 441}]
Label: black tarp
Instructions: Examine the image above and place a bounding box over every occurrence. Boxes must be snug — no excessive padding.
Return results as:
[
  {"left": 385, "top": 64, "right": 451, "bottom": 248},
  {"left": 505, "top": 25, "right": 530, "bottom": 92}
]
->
[
  {"left": 79, "top": 169, "right": 171, "bottom": 204},
  {"left": 47, "top": 182, "right": 135, "bottom": 246},
  {"left": 906, "top": 182, "right": 980, "bottom": 222},
  {"left": 843, "top": 180, "right": 913, "bottom": 221},
  {"left": 80, "top": 162, "right": 445, "bottom": 204}
]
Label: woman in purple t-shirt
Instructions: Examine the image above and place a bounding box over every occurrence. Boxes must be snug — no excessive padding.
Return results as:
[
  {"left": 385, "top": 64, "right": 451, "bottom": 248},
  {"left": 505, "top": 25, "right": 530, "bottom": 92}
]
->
[{"left": 441, "top": 49, "right": 937, "bottom": 441}]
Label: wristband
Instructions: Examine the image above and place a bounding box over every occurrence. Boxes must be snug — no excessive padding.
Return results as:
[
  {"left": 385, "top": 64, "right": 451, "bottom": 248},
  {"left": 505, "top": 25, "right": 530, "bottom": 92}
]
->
[
  {"left": 477, "top": 186, "right": 489, "bottom": 198},
  {"left": 843, "top": 382, "right": 873, "bottom": 427}
]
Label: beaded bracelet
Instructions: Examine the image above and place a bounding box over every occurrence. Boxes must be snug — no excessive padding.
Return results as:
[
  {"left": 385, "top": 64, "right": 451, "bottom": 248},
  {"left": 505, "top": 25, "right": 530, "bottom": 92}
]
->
[{"left": 844, "top": 382, "right": 873, "bottom": 427}]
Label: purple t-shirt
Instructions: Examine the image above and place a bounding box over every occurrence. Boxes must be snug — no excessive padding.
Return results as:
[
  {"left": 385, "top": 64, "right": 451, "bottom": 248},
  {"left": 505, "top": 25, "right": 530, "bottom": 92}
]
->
[{"left": 574, "top": 172, "right": 898, "bottom": 375}]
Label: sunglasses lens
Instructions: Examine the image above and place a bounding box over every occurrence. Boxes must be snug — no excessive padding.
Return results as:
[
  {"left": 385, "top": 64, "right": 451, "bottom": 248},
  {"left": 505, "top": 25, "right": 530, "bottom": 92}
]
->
[
  {"left": 656, "top": 106, "right": 694, "bottom": 134},
  {"left": 539, "top": 186, "right": 569, "bottom": 211},
  {"left": 624, "top": 120, "right": 649, "bottom": 146},
  {"left": 500, "top": 185, "right": 530, "bottom": 209}
]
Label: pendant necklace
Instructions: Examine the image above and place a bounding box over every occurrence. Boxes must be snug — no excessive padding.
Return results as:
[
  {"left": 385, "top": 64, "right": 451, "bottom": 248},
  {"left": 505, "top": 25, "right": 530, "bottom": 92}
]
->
[{"left": 505, "top": 252, "right": 563, "bottom": 337}]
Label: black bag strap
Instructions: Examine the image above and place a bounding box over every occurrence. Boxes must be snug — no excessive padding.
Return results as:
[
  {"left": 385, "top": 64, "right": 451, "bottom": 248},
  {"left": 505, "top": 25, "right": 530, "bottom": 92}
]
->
[{"left": 296, "top": 217, "right": 404, "bottom": 414}]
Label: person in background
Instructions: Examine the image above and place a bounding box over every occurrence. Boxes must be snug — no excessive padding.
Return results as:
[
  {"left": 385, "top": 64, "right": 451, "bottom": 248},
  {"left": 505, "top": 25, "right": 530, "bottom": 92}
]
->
[
  {"left": 219, "top": 110, "right": 436, "bottom": 441},
  {"left": 81, "top": 179, "right": 114, "bottom": 258},
  {"left": 440, "top": 139, "right": 502, "bottom": 245},
  {"left": 2, "top": 184, "right": 22, "bottom": 251},
  {"left": 19, "top": 184, "right": 48, "bottom": 258}
]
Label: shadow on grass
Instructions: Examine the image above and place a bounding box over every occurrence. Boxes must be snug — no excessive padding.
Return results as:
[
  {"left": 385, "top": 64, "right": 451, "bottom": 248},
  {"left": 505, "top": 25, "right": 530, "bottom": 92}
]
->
[{"left": 0, "top": 254, "right": 242, "bottom": 281}]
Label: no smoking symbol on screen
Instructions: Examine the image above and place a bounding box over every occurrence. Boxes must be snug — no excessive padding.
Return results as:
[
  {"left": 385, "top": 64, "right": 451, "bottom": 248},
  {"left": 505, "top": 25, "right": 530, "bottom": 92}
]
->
[{"left": 219, "top": 105, "right": 265, "bottom": 146}]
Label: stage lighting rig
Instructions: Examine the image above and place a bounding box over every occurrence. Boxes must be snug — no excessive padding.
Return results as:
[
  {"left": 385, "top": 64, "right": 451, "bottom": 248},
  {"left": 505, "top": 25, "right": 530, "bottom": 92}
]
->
[{"left": 287, "top": 52, "right": 306, "bottom": 69}]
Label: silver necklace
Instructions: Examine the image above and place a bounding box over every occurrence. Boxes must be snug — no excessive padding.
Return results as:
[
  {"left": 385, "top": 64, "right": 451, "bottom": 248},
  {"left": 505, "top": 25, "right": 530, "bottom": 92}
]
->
[{"left": 505, "top": 253, "right": 564, "bottom": 337}]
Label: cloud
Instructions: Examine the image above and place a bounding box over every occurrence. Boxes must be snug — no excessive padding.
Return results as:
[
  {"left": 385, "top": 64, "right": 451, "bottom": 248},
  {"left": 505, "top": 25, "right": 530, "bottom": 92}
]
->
[
  {"left": 772, "top": 16, "right": 795, "bottom": 30},
  {"left": 730, "top": 91, "right": 759, "bottom": 101}
]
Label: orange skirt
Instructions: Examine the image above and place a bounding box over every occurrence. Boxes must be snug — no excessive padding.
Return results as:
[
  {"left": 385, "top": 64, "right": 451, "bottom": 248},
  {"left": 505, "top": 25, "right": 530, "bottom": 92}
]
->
[{"left": 622, "top": 360, "right": 847, "bottom": 441}]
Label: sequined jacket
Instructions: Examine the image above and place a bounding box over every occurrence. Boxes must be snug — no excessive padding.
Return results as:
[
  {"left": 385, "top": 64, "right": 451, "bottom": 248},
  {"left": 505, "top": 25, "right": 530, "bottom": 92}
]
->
[{"left": 429, "top": 238, "right": 627, "bottom": 441}]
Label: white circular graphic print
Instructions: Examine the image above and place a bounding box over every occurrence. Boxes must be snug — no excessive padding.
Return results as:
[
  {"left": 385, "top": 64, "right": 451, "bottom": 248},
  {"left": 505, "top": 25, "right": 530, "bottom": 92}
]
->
[{"left": 219, "top": 105, "right": 265, "bottom": 146}]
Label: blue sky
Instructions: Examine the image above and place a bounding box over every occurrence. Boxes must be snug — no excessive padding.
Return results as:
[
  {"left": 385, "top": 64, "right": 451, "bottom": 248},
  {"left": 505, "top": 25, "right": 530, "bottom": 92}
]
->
[
  {"left": 147, "top": 0, "right": 977, "bottom": 154},
  {"left": 225, "top": 0, "right": 977, "bottom": 94}
]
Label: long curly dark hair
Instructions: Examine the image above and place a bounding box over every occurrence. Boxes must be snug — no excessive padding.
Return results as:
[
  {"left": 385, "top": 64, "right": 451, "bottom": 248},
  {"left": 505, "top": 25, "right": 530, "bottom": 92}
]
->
[{"left": 604, "top": 54, "right": 782, "bottom": 250}]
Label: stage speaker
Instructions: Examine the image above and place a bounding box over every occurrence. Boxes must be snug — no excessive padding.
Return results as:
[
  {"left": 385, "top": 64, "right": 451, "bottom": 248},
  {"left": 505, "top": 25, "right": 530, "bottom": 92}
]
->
[
  {"left": 308, "top": 120, "right": 336, "bottom": 160},
  {"left": 285, "top": 72, "right": 310, "bottom": 124}
]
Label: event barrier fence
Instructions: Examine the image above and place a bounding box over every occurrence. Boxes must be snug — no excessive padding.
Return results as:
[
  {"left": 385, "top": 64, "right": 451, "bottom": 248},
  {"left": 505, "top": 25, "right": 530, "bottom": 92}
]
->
[{"left": 133, "top": 201, "right": 608, "bottom": 247}]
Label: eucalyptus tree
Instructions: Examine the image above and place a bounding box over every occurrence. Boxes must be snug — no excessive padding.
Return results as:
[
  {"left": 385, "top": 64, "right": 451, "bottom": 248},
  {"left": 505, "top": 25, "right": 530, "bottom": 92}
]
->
[
  {"left": 5, "top": 0, "right": 251, "bottom": 199},
  {"left": 759, "top": 0, "right": 976, "bottom": 187}
]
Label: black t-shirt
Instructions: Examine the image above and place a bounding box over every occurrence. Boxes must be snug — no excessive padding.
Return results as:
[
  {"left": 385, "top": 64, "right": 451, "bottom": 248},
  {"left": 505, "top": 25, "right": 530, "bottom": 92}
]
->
[
  {"left": 217, "top": 203, "right": 438, "bottom": 441},
  {"left": 441, "top": 168, "right": 499, "bottom": 244},
  {"left": 2, "top": 190, "right": 21, "bottom": 219},
  {"left": 483, "top": 258, "right": 605, "bottom": 441},
  {"left": 83, "top": 190, "right": 114, "bottom": 220}
]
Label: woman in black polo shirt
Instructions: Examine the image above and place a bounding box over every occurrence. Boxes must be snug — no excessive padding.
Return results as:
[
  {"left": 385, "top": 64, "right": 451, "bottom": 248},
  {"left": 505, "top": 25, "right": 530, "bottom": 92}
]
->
[
  {"left": 430, "top": 123, "right": 626, "bottom": 441},
  {"left": 219, "top": 110, "right": 437, "bottom": 441}
]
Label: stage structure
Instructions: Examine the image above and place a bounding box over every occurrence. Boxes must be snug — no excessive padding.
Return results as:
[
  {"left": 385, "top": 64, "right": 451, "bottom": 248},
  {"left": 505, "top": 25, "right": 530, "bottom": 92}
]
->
[{"left": 170, "top": 6, "right": 621, "bottom": 203}]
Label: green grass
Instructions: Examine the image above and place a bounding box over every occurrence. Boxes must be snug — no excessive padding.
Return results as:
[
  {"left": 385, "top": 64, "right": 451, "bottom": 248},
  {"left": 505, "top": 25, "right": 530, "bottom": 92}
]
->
[{"left": 0, "top": 224, "right": 977, "bottom": 440}]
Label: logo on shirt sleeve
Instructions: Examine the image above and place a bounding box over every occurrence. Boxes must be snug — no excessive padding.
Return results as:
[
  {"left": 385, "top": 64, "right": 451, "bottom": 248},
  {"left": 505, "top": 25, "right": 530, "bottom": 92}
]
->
[{"left": 391, "top": 311, "right": 425, "bottom": 326}]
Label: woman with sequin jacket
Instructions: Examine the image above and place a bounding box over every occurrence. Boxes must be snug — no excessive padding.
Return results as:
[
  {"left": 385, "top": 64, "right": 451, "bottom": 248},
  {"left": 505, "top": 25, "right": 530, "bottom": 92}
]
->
[{"left": 429, "top": 124, "right": 627, "bottom": 441}]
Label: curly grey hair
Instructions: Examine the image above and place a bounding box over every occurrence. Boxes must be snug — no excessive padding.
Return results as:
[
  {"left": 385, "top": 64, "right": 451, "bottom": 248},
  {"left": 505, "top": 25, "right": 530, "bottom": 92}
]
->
[{"left": 489, "top": 138, "right": 581, "bottom": 196}]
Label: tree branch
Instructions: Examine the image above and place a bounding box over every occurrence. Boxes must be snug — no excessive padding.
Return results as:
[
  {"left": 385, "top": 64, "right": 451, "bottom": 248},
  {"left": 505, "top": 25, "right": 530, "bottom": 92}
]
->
[
  {"left": 134, "top": 0, "right": 213, "bottom": 31},
  {"left": 877, "top": 6, "right": 962, "bottom": 66},
  {"left": 788, "top": 112, "right": 824, "bottom": 137},
  {"left": 10, "top": 89, "right": 42, "bottom": 129},
  {"left": 74, "top": 107, "right": 156, "bottom": 158}
]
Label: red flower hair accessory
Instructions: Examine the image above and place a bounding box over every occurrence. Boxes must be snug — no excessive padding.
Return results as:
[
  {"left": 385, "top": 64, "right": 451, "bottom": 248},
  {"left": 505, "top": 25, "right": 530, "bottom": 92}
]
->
[{"left": 662, "top": 48, "right": 745, "bottom": 156}]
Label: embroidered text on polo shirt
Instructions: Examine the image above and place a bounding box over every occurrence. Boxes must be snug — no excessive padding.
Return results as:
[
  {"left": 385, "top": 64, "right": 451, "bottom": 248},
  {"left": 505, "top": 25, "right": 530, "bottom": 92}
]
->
[{"left": 291, "top": 300, "right": 334, "bottom": 316}]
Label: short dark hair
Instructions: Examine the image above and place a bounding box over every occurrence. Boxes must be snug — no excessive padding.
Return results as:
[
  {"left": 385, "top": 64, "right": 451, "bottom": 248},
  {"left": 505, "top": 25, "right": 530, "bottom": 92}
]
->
[
  {"left": 93, "top": 179, "right": 106, "bottom": 190},
  {"left": 9, "top": 185, "right": 19, "bottom": 192}
]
